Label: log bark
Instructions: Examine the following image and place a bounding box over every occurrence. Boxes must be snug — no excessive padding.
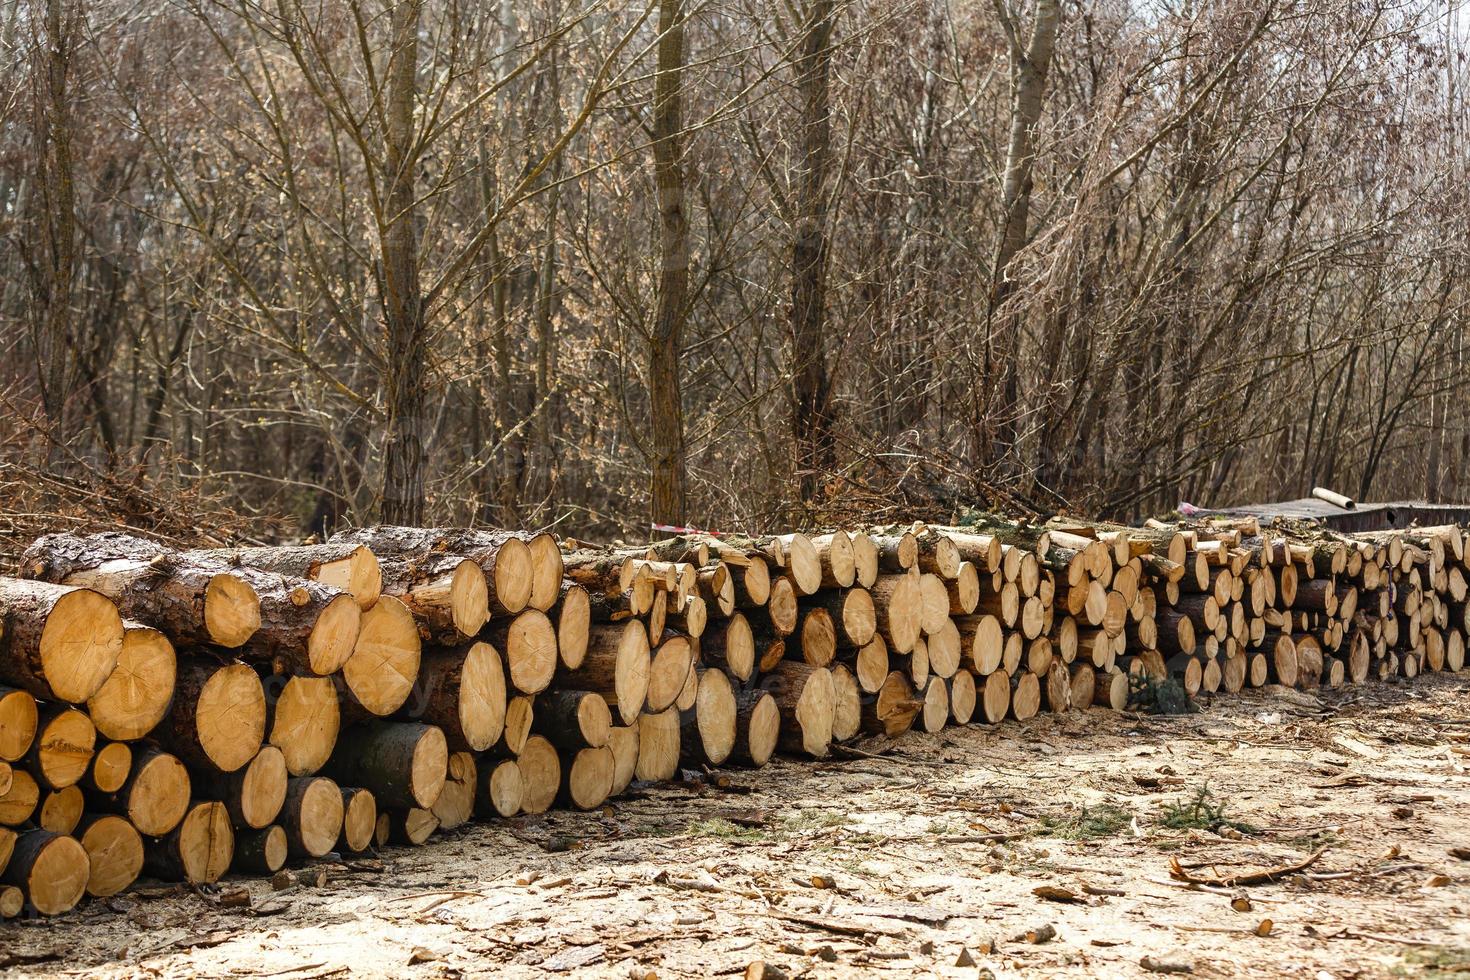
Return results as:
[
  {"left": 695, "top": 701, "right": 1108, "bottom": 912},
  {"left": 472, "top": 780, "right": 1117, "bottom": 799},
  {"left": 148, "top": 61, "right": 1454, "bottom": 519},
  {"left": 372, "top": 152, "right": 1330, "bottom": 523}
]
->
[
  {"left": 21, "top": 532, "right": 257, "bottom": 649},
  {"left": 375, "top": 554, "right": 488, "bottom": 642},
  {"left": 86, "top": 745, "right": 190, "bottom": 836},
  {"left": 196, "top": 744, "right": 288, "bottom": 830},
  {"left": 144, "top": 801, "right": 233, "bottom": 884},
  {"left": 561, "top": 621, "right": 650, "bottom": 725},
  {"left": 324, "top": 722, "right": 447, "bottom": 810},
  {"left": 405, "top": 640, "right": 506, "bottom": 752},
  {"left": 201, "top": 543, "right": 382, "bottom": 610},
  {"left": 154, "top": 659, "right": 264, "bottom": 774},
  {"left": 1, "top": 829, "right": 89, "bottom": 915},
  {"left": 0, "top": 577, "right": 124, "bottom": 703}
]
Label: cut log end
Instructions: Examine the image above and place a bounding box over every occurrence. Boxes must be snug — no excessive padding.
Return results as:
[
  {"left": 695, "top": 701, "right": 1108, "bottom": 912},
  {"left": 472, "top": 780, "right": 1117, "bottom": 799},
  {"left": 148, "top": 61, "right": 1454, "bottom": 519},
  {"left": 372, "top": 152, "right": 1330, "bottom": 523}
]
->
[
  {"left": 42, "top": 588, "right": 127, "bottom": 704},
  {"left": 340, "top": 787, "right": 379, "bottom": 852},
  {"left": 203, "top": 573, "right": 262, "bottom": 648},
  {"left": 3, "top": 830, "right": 90, "bottom": 916},
  {"left": 344, "top": 595, "right": 422, "bottom": 717},
  {"left": 78, "top": 815, "right": 143, "bottom": 898},
  {"left": 516, "top": 735, "right": 562, "bottom": 815},
  {"left": 306, "top": 593, "right": 362, "bottom": 676},
  {"left": 270, "top": 674, "right": 340, "bottom": 777}
]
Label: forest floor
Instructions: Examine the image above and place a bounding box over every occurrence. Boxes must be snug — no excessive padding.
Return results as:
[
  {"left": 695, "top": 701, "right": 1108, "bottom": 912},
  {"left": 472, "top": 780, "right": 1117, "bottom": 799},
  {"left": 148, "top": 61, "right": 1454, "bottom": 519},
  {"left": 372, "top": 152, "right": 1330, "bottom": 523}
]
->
[{"left": 4, "top": 675, "right": 1470, "bottom": 980}]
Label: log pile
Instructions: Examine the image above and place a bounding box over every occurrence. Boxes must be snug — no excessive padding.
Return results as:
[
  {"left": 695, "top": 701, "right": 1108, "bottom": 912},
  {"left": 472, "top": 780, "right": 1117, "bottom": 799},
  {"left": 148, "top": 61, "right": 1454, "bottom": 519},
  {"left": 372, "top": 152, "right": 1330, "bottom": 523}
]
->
[{"left": 0, "top": 516, "right": 1465, "bottom": 916}]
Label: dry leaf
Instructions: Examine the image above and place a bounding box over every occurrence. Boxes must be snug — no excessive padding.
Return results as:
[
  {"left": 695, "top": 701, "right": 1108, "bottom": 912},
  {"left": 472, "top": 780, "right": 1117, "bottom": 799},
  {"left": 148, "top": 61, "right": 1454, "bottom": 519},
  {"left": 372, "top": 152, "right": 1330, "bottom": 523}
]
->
[
  {"left": 1033, "top": 885, "right": 1083, "bottom": 903},
  {"left": 1256, "top": 919, "right": 1273, "bottom": 937}
]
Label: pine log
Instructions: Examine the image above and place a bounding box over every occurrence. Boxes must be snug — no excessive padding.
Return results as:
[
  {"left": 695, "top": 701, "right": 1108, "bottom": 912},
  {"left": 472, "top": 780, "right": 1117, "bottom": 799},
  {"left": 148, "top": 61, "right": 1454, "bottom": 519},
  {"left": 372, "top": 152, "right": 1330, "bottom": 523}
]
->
[
  {"left": 859, "top": 671, "right": 922, "bottom": 736},
  {"left": 1, "top": 829, "right": 89, "bottom": 915},
  {"left": 75, "top": 814, "right": 143, "bottom": 898},
  {"left": 634, "top": 710, "right": 680, "bottom": 782},
  {"left": 406, "top": 640, "right": 506, "bottom": 752},
  {"left": 645, "top": 635, "right": 696, "bottom": 713},
  {"left": 699, "top": 613, "right": 755, "bottom": 682},
  {"left": 86, "top": 622, "right": 175, "bottom": 742},
  {"left": 38, "top": 785, "right": 84, "bottom": 834},
  {"left": 0, "top": 687, "right": 37, "bottom": 762},
  {"left": 341, "top": 594, "right": 422, "bottom": 716},
  {"left": 332, "top": 526, "right": 534, "bottom": 616},
  {"left": 829, "top": 663, "right": 862, "bottom": 742},
  {"left": 195, "top": 744, "right": 287, "bottom": 831},
  {"left": 561, "top": 746, "right": 614, "bottom": 811},
  {"left": 503, "top": 696, "right": 534, "bottom": 755},
  {"left": 870, "top": 574, "right": 922, "bottom": 654},
  {"left": 956, "top": 615, "right": 1004, "bottom": 674},
  {"left": 278, "top": 776, "right": 345, "bottom": 858},
  {"left": 926, "top": 619, "right": 962, "bottom": 679},
  {"left": 375, "top": 554, "right": 488, "bottom": 642},
  {"left": 27, "top": 703, "right": 95, "bottom": 790},
  {"left": 789, "top": 606, "right": 836, "bottom": 668},
  {"left": 697, "top": 563, "right": 737, "bottom": 618},
  {"left": 0, "top": 578, "right": 124, "bottom": 703},
  {"left": 387, "top": 808, "right": 439, "bottom": 845},
  {"left": 485, "top": 610, "right": 558, "bottom": 695},
  {"left": 339, "top": 787, "right": 378, "bottom": 852},
  {"left": 202, "top": 543, "right": 382, "bottom": 610},
  {"left": 516, "top": 735, "right": 562, "bottom": 815},
  {"left": 476, "top": 760, "right": 523, "bottom": 819},
  {"left": 84, "top": 741, "right": 132, "bottom": 795},
  {"left": 21, "top": 533, "right": 259, "bottom": 650},
  {"left": 533, "top": 690, "right": 613, "bottom": 752},
  {"left": 524, "top": 532, "right": 566, "bottom": 613},
  {"left": 155, "top": 659, "right": 264, "bottom": 774},
  {"left": 726, "top": 690, "right": 779, "bottom": 767},
  {"left": 264, "top": 674, "right": 339, "bottom": 776},
  {"left": 607, "top": 724, "right": 640, "bottom": 794},
  {"left": 849, "top": 532, "right": 880, "bottom": 588},
  {"left": 949, "top": 668, "right": 977, "bottom": 724},
  {"left": 812, "top": 532, "right": 857, "bottom": 589},
  {"left": 775, "top": 533, "right": 823, "bottom": 595},
  {"left": 765, "top": 577, "right": 799, "bottom": 635},
  {"left": 144, "top": 801, "right": 233, "bottom": 884},
  {"left": 0, "top": 768, "right": 38, "bottom": 826},
  {"left": 324, "top": 722, "right": 447, "bottom": 810},
  {"left": 1009, "top": 671, "right": 1041, "bottom": 721},
  {"left": 849, "top": 633, "right": 890, "bottom": 693},
  {"left": 554, "top": 583, "right": 592, "bottom": 669},
  {"left": 730, "top": 556, "right": 772, "bottom": 608},
  {"left": 87, "top": 746, "right": 190, "bottom": 836},
  {"left": 233, "top": 825, "right": 288, "bottom": 875},
  {"left": 764, "top": 662, "right": 833, "bottom": 758},
  {"left": 917, "top": 573, "right": 951, "bottom": 635},
  {"left": 430, "top": 751, "right": 477, "bottom": 830},
  {"left": 872, "top": 531, "right": 919, "bottom": 571}
]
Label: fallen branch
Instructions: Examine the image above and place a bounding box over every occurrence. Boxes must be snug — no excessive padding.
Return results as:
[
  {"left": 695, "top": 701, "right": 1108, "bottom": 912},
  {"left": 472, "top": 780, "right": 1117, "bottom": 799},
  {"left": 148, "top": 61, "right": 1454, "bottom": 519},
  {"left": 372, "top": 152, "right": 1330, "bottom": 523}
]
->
[{"left": 1168, "top": 845, "right": 1330, "bottom": 887}]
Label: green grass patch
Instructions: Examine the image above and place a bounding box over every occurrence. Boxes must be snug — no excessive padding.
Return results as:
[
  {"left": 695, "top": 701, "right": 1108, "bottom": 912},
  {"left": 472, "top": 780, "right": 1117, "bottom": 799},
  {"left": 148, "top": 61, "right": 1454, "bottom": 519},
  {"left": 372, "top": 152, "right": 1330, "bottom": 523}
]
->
[
  {"left": 1395, "top": 947, "right": 1470, "bottom": 978},
  {"left": 1035, "top": 804, "right": 1131, "bottom": 840},
  {"left": 1159, "top": 785, "right": 1255, "bottom": 835},
  {"left": 683, "top": 818, "right": 770, "bottom": 842}
]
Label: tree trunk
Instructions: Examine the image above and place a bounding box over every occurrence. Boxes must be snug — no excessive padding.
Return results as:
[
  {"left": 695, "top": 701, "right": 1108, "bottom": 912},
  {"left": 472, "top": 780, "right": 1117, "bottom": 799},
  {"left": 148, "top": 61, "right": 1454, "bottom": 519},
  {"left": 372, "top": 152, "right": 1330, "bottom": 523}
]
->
[
  {"left": 986, "top": 0, "right": 1060, "bottom": 473},
  {"left": 789, "top": 0, "right": 838, "bottom": 502},
  {"left": 649, "top": 0, "right": 690, "bottom": 526},
  {"left": 379, "top": 0, "right": 428, "bottom": 525}
]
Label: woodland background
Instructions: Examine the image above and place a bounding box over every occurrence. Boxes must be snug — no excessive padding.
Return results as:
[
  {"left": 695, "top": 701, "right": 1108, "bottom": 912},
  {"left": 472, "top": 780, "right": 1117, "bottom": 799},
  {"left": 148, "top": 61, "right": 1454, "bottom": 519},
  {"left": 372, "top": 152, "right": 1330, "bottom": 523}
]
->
[{"left": 1, "top": 0, "right": 1467, "bottom": 549}]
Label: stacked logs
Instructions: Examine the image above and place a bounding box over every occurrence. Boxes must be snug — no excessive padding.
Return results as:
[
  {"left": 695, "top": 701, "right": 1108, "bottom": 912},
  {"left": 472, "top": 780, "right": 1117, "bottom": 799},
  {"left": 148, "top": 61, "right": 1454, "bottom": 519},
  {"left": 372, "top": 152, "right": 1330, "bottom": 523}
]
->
[{"left": 1, "top": 516, "right": 1466, "bottom": 917}]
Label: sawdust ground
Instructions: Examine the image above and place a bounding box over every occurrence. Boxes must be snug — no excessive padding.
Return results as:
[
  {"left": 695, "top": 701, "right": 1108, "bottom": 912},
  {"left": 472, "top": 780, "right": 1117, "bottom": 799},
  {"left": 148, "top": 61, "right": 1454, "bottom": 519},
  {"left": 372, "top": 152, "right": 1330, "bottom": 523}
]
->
[{"left": 4, "top": 674, "right": 1469, "bottom": 979}]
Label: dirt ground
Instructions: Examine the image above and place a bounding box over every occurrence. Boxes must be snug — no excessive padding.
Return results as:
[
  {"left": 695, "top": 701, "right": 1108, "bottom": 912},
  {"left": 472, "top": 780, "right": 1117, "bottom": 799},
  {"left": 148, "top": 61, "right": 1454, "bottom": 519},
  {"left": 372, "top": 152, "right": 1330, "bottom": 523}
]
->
[{"left": 4, "top": 674, "right": 1469, "bottom": 980}]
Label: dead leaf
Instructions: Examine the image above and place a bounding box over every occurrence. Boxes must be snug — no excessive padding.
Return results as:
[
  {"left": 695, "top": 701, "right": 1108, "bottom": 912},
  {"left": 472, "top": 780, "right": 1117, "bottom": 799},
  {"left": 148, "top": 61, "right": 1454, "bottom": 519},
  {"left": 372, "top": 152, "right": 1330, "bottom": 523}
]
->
[
  {"left": 1231, "top": 895, "right": 1253, "bottom": 913},
  {"left": 408, "top": 948, "right": 440, "bottom": 965},
  {"left": 955, "top": 948, "right": 976, "bottom": 967},
  {"left": 1450, "top": 847, "right": 1470, "bottom": 861},
  {"left": 1425, "top": 875, "right": 1451, "bottom": 887},
  {"left": 1256, "top": 919, "right": 1273, "bottom": 937}
]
